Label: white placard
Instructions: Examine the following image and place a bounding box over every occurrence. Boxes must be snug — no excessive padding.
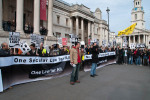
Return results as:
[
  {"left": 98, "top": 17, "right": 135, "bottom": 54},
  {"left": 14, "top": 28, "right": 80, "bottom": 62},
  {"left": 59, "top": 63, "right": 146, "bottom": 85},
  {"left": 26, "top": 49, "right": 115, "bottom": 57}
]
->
[
  {"left": 130, "top": 43, "right": 136, "bottom": 49},
  {"left": 9, "top": 32, "right": 20, "bottom": 48},
  {"left": 30, "top": 34, "right": 44, "bottom": 48},
  {"left": 19, "top": 41, "right": 31, "bottom": 54}
]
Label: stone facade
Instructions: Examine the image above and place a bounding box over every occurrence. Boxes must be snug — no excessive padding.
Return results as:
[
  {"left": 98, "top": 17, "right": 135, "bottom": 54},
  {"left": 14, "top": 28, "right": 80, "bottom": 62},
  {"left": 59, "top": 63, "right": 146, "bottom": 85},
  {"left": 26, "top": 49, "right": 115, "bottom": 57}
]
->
[
  {"left": 109, "top": 32, "right": 116, "bottom": 43},
  {"left": 0, "top": 0, "right": 109, "bottom": 46}
]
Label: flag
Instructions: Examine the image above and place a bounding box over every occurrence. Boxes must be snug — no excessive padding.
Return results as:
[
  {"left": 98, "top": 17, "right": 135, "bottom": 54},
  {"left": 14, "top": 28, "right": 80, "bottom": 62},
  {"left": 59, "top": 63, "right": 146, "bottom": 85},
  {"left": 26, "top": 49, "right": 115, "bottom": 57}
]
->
[
  {"left": 118, "top": 23, "right": 136, "bottom": 36},
  {"left": 40, "top": 0, "right": 47, "bottom": 20}
]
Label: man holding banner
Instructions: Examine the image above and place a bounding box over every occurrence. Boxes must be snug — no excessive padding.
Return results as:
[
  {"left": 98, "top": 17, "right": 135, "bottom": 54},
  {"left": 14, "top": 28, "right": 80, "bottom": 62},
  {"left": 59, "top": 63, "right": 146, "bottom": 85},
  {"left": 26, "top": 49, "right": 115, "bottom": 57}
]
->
[{"left": 0, "top": 42, "right": 10, "bottom": 56}]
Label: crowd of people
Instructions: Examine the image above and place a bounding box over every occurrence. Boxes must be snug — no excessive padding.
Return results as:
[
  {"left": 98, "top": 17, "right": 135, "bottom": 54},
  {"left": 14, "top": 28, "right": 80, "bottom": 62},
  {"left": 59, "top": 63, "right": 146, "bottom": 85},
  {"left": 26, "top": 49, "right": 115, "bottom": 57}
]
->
[
  {"left": 0, "top": 42, "right": 117, "bottom": 57},
  {"left": 1, "top": 42, "right": 150, "bottom": 85},
  {"left": 1, "top": 42, "right": 150, "bottom": 66},
  {"left": 116, "top": 46, "right": 150, "bottom": 66}
]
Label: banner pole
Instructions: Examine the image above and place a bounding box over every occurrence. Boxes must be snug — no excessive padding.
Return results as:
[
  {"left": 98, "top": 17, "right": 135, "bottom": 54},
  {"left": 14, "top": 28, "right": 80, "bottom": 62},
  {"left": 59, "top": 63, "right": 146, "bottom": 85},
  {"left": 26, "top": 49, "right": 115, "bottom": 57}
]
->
[
  {"left": 14, "top": 48, "right": 16, "bottom": 54},
  {"left": 0, "top": 69, "right": 3, "bottom": 92},
  {"left": 45, "top": 36, "right": 47, "bottom": 45}
]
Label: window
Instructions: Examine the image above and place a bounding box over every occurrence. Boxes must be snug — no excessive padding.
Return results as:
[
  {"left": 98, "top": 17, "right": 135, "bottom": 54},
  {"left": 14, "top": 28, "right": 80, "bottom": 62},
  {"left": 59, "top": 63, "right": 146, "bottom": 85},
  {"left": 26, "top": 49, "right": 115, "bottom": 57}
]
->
[
  {"left": 135, "top": 14, "right": 137, "bottom": 20},
  {"left": 136, "top": 2, "right": 137, "bottom": 5},
  {"left": 138, "top": 2, "right": 139, "bottom": 5},
  {"left": 56, "top": 32, "right": 61, "bottom": 38},
  {"left": 66, "top": 18, "right": 69, "bottom": 26},
  {"left": 57, "top": 15, "right": 60, "bottom": 24}
]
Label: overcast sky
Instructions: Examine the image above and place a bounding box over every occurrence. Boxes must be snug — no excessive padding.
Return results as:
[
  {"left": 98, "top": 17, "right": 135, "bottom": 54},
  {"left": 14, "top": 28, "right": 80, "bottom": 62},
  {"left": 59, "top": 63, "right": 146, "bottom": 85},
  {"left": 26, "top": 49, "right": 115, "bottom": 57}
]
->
[{"left": 63, "top": 0, "right": 150, "bottom": 34}]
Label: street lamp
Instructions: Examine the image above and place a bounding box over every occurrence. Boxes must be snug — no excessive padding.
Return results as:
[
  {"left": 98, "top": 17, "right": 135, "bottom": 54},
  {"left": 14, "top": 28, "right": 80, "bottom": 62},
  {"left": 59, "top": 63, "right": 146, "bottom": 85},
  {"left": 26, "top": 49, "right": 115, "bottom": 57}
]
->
[{"left": 106, "top": 7, "right": 110, "bottom": 44}]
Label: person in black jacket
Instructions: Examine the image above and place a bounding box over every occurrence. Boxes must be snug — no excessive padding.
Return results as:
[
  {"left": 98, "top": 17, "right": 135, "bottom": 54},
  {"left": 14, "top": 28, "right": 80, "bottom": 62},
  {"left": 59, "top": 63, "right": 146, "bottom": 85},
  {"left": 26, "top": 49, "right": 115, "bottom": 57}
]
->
[
  {"left": 136, "top": 48, "right": 141, "bottom": 65},
  {"left": 116, "top": 46, "right": 120, "bottom": 64},
  {"left": 27, "top": 43, "right": 38, "bottom": 56},
  {"left": 118, "top": 47, "right": 123, "bottom": 64},
  {"left": 90, "top": 42, "right": 99, "bottom": 77}
]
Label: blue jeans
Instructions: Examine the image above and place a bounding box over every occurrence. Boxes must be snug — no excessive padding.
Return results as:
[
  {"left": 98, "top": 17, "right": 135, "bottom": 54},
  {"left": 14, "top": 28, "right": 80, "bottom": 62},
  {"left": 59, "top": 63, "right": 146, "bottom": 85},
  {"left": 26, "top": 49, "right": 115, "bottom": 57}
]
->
[
  {"left": 143, "top": 56, "right": 148, "bottom": 59},
  {"left": 70, "top": 64, "right": 80, "bottom": 82},
  {"left": 91, "top": 63, "right": 97, "bottom": 75},
  {"left": 128, "top": 56, "right": 133, "bottom": 64},
  {"left": 136, "top": 56, "right": 141, "bottom": 65}
]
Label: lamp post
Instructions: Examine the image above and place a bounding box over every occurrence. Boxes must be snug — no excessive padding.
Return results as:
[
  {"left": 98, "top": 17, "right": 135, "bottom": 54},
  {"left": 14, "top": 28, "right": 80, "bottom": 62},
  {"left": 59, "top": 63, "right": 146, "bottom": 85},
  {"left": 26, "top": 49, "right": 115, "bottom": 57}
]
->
[{"left": 106, "top": 7, "right": 110, "bottom": 44}]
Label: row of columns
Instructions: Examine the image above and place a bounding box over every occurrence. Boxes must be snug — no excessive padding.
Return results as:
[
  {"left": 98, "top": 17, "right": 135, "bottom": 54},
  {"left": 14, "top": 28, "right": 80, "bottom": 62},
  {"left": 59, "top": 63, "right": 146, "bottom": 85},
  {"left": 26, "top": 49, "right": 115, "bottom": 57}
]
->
[
  {"left": 127, "top": 35, "right": 148, "bottom": 45},
  {"left": 0, "top": 0, "right": 53, "bottom": 36},
  {"left": 71, "top": 17, "right": 96, "bottom": 41}
]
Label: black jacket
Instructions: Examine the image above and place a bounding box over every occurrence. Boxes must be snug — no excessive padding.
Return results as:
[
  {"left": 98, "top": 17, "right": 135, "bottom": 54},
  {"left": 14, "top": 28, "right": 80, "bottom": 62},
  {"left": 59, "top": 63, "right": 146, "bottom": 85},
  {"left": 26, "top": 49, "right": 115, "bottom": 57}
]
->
[
  {"left": 0, "top": 49, "right": 10, "bottom": 56},
  {"left": 136, "top": 50, "right": 141, "bottom": 57},
  {"left": 92, "top": 46, "right": 99, "bottom": 63},
  {"left": 28, "top": 49, "right": 37, "bottom": 56}
]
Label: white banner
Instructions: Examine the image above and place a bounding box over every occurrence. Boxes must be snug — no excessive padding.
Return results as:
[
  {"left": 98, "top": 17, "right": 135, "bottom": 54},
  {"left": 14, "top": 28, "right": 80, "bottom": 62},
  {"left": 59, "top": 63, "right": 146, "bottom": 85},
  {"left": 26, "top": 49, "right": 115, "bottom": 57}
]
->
[
  {"left": 84, "top": 55, "right": 92, "bottom": 60},
  {"left": 0, "top": 52, "right": 116, "bottom": 67},
  {"left": 0, "top": 55, "right": 70, "bottom": 67}
]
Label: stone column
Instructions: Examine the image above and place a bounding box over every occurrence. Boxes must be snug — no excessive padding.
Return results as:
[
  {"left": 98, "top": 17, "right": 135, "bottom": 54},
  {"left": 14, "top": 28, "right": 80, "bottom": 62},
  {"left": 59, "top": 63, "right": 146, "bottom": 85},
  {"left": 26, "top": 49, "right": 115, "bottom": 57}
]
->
[
  {"left": 146, "top": 35, "right": 148, "bottom": 46},
  {"left": 47, "top": 0, "right": 53, "bottom": 36},
  {"left": 76, "top": 17, "right": 79, "bottom": 36},
  {"left": 143, "top": 35, "right": 145, "bottom": 44},
  {"left": 133, "top": 35, "right": 135, "bottom": 43},
  {"left": 81, "top": 18, "right": 84, "bottom": 41},
  {"left": 92, "top": 23, "right": 94, "bottom": 40},
  {"left": 34, "top": 0, "right": 40, "bottom": 34},
  {"left": 121, "top": 36, "right": 123, "bottom": 48},
  {"left": 138, "top": 35, "right": 141, "bottom": 43},
  {"left": 88, "top": 21, "right": 91, "bottom": 39},
  {"left": 129, "top": 36, "right": 131, "bottom": 46},
  {"left": 70, "top": 18, "right": 73, "bottom": 33},
  {"left": 16, "top": 0, "right": 24, "bottom": 33},
  {"left": 0, "top": 0, "right": 3, "bottom": 31}
]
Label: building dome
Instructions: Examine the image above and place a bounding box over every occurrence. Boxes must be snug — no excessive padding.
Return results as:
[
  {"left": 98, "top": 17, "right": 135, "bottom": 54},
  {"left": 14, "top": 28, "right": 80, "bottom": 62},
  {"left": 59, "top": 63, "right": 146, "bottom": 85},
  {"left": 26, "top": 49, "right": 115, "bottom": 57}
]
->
[{"left": 95, "top": 8, "right": 101, "bottom": 13}]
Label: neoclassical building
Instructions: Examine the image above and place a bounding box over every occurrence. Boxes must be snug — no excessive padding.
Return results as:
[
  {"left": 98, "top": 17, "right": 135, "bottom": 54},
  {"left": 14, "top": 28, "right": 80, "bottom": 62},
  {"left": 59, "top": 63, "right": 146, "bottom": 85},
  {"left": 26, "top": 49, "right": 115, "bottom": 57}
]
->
[
  {"left": 0, "top": 0, "right": 109, "bottom": 46},
  {"left": 118, "top": 0, "right": 150, "bottom": 48}
]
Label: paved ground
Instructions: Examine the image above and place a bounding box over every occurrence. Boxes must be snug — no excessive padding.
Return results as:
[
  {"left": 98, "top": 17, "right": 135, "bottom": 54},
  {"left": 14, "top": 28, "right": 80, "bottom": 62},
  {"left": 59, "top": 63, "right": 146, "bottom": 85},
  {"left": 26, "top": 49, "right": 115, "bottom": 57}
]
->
[{"left": 0, "top": 64, "right": 150, "bottom": 100}]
